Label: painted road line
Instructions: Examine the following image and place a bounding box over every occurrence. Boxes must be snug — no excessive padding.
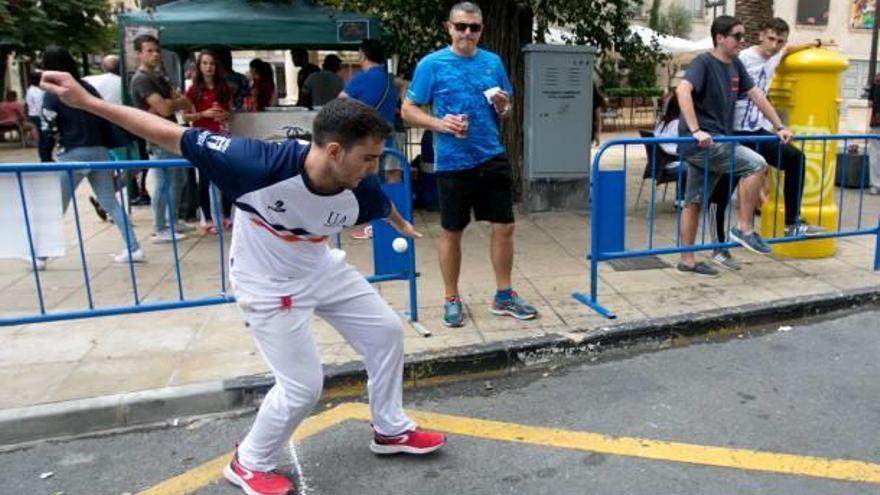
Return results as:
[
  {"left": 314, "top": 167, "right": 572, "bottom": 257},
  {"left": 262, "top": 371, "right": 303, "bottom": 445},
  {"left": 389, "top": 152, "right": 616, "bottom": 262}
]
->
[
  {"left": 135, "top": 402, "right": 360, "bottom": 495},
  {"left": 140, "top": 401, "right": 880, "bottom": 494},
  {"left": 401, "top": 408, "right": 880, "bottom": 485}
]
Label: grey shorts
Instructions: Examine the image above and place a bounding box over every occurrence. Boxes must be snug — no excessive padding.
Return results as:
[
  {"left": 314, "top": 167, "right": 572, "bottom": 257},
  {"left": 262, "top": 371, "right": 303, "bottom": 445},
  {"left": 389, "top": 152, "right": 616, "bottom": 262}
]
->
[{"left": 683, "top": 143, "right": 766, "bottom": 204}]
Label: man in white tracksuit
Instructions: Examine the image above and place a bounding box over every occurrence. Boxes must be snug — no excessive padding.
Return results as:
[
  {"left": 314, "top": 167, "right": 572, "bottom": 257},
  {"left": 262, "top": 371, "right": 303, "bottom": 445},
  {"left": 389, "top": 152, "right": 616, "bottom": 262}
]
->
[{"left": 39, "top": 71, "right": 446, "bottom": 495}]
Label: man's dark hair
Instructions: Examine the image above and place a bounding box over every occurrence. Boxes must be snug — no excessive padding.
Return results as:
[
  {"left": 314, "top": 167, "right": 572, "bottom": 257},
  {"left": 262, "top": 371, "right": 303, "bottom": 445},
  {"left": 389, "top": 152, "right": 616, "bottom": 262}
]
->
[
  {"left": 290, "top": 47, "right": 308, "bottom": 66},
  {"left": 42, "top": 46, "right": 81, "bottom": 80},
  {"left": 359, "top": 39, "right": 386, "bottom": 64},
  {"left": 134, "top": 33, "right": 160, "bottom": 52},
  {"left": 322, "top": 54, "right": 342, "bottom": 72},
  {"left": 710, "top": 15, "right": 742, "bottom": 47},
  {"left": 312, "top": 98, "right": 392, "bottom": 149},
  {"left": 5, "top": 91, "right": 17, "bottom": 101},
  {"left": 215, "top": 48, "right": 233, "bottom": 72},
  {"left": 761, "top": 18, "right": 790, "bottom": 36}
]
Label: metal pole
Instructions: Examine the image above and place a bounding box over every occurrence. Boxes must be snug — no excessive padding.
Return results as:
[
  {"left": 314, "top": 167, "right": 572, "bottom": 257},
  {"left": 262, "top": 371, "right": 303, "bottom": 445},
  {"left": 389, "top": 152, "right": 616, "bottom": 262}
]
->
[{"left": 866, "top": 13, "right": 880, "bottom": 98}]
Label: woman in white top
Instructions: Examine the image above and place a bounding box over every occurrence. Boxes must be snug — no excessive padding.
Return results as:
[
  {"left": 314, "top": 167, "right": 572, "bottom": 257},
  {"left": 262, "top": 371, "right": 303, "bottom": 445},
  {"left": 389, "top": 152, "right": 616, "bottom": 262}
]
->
[
  {"left": 25, "top": 73, "right": 48, "bottom": 160},
  {"left": 653, "top": 93, "right": 680, "bottom": 157}
]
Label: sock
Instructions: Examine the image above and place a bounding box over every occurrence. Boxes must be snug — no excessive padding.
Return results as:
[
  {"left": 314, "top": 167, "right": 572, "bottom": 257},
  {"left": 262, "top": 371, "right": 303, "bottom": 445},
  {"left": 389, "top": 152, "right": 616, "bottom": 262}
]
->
[{"left": 495, "top": 288, "right": 514, "bottom": 302}]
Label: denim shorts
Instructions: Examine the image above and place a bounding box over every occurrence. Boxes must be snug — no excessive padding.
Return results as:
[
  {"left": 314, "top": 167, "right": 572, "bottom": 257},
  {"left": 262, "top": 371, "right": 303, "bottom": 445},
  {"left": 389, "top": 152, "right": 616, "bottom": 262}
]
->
[{"left": 683, "top": 142, "right": 766, "bottom": 205}]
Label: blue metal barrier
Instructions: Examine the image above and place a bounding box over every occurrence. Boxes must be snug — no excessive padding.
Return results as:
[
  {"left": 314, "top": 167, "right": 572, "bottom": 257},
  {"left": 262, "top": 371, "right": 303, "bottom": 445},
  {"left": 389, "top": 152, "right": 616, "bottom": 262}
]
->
[
  {"left": 0, "top": 147, "right": 423, "bottom": 333},
  {"left": 573, "top": 133, "right": 880, "bottom": 319}
]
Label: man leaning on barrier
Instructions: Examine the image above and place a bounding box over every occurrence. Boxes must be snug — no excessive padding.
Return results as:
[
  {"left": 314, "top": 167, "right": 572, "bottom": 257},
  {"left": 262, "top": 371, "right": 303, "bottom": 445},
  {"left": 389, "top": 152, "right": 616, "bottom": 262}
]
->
[
  {"left": 676, "top": 15, "right": 793, "bottom": 278},
  {"left": 38, "top": 70, "right": 446, "bottom": 495}
]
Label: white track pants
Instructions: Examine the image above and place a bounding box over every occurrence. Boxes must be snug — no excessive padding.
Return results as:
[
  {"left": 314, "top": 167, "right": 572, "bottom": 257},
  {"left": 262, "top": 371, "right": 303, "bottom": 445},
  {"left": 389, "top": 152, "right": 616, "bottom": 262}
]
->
[{"left": 234, "top": 255, "right": 415, "bottom": 471}]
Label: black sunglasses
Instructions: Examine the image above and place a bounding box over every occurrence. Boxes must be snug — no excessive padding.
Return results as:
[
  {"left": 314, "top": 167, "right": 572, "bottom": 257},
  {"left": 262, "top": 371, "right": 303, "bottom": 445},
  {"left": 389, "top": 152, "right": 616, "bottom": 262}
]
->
[
  {"left": 452, "top": 22, "right": 483, "bottom": 33},
  {"left": 728, "top": 31, "right": 745, "bottom": 41}
]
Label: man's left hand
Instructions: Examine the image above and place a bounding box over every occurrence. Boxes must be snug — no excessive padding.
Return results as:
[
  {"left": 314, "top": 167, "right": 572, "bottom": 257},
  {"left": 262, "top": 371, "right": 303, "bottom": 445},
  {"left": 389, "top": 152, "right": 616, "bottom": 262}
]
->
[{"left": 491, "top": 90, "right": 510, "bottom": 113}]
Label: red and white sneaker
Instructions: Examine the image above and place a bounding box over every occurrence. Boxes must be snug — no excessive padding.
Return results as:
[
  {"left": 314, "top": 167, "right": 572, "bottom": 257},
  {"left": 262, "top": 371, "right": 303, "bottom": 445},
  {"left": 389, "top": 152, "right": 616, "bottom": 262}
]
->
[
  {"left": 223, "top": 448, "right": 294, "bottom": 495},
  {"left": 370, "top": 427, "right": 446, "bottom": 455}
]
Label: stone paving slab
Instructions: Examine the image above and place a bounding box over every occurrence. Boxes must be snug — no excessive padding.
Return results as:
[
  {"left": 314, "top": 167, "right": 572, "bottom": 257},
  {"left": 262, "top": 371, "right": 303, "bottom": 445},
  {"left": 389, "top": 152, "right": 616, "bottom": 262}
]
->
[{"left": 1, "top": 138, "right": 879, "bottom": 414}]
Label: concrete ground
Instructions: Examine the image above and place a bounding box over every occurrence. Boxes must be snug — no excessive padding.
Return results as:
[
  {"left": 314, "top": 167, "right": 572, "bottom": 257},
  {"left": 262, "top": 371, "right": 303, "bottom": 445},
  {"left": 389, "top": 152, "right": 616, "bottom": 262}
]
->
[
  {"left": 2, "top": 307, "right": 878, "bottom": 495},
  {"left": 0, "top": 134, "right": 878, "bottom": 412}
]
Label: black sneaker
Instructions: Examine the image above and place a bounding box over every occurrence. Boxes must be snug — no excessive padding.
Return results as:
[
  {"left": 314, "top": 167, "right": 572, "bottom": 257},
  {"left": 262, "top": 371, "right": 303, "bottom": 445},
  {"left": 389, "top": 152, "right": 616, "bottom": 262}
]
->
[
  {"left": 676, "top": 261, "right": 720, "bottom": 278},
  {"left": 729, "top": 227, "right": 771, "bottom": 255}
]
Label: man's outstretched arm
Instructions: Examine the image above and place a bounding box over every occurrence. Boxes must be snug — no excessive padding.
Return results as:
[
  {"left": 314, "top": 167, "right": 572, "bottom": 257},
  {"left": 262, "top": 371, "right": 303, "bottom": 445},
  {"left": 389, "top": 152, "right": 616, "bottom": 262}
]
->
[{"left": 40, "top": 71, "right": 185, "bottom": 155}]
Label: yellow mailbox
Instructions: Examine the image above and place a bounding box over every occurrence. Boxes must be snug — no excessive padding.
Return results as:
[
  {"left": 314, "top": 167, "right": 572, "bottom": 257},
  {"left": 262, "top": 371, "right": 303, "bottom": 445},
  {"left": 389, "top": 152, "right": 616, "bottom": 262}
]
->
[{"left": 760, "top": 48, "right": 848, "bottom": 258}]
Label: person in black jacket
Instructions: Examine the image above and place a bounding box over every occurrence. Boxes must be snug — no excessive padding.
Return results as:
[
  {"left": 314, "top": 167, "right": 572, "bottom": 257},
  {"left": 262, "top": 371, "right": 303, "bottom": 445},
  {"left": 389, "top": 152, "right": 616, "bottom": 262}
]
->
[{"left": 41, "top": 46, "right": 143, "bottom": 266}]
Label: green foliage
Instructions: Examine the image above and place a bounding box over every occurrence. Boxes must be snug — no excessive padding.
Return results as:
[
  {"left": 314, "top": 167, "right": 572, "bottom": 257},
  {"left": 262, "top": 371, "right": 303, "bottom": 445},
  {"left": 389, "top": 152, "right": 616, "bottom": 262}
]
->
[
  {"left": 0, "top": 0, "right": 115, "bottom": 57},
  {"left": 597, "top": 57, "right": 623, "bottom": 88},
  {"left": 657, "top": 3, "right": 692, "bottom": 38},
  {"left": 322, "top": 0, "right": 664, "bottom": 76},
  {"left": 648, "top": 0, "right": 662, "bottom": 31},
  {"left": 624, "top": 58, "right": 657, "bottom": 88}
]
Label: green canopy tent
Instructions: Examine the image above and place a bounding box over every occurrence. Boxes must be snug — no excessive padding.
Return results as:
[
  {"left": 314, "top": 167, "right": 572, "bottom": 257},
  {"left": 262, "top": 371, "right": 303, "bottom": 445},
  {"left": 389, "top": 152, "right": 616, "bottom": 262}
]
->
[
  {"left": 117, "top": 0, "right": 381, "bottom": 51},
  {"left": 116, "top": 0, "right": 380, "bottom": 102}
]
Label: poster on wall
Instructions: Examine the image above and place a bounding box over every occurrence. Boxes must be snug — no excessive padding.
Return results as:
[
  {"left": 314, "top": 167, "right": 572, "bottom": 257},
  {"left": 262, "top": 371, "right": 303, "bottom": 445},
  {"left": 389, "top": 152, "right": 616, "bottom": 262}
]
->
[
  {"left": 852, "top": 0, "right": 877, "bottom": 29},
  {"left": 0, "top": 173, "right": 65, "bottom": 260}
]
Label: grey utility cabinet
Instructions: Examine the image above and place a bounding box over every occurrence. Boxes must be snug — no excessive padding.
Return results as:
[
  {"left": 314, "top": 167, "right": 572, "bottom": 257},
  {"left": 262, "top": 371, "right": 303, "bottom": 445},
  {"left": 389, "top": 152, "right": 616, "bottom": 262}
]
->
[{"left": 522, "top": 44, "right": 597, "bottom": 211}]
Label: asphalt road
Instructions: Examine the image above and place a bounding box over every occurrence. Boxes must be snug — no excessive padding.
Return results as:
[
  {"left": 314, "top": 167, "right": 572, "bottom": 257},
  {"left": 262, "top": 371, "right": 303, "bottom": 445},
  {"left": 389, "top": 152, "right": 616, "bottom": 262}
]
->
[{"left": 3, "top": 307, "right": 879, "bottom": 495}]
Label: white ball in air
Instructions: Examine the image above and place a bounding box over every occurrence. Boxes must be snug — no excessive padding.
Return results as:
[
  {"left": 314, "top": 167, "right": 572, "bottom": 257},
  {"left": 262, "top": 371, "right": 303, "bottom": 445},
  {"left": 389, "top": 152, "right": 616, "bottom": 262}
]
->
[{"left": 392, "top": 237, "right": 408, "bottom": 253}]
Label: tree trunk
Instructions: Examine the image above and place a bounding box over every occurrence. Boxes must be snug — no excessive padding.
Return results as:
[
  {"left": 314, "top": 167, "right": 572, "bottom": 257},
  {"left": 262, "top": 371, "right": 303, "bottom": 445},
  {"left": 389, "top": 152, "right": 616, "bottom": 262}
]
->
[
  {"left": 476, "top": 0, "right": 533, "bottom": 200},
  {"left": 0, "top": 49, "right": 10, "bottom": 97},
  {"left": 735, "top": 0, "right": 773, "bottom": 46}
]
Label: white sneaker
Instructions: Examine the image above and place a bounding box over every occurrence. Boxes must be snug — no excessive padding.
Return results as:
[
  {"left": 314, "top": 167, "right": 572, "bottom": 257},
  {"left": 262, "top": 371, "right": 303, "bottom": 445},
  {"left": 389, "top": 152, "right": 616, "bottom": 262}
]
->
[
  {"left": 23, "top": 257, "right": 47, "bottom": 271},
  {"left": 174, "top": 221, "right": 196, "bottom": 233},
  {"left": 113, "top": 248, "right": 145, "bottom": 264},
  {"left": 151, "top": 230, "right": 186, "bottom": 244}
]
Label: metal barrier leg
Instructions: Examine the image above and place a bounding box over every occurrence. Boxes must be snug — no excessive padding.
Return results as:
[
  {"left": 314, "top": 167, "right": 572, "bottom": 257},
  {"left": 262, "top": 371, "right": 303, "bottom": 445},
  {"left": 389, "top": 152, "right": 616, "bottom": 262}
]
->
[{"left": 875, "top": 215, "right": 880, "bottom": 271}]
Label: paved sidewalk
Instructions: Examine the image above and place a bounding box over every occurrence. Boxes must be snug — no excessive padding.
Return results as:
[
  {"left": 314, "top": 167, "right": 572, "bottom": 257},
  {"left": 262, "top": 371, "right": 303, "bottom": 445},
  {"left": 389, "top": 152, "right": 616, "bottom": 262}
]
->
[{"left": 1, "top": 139, "right": 878, "bottom": 413}]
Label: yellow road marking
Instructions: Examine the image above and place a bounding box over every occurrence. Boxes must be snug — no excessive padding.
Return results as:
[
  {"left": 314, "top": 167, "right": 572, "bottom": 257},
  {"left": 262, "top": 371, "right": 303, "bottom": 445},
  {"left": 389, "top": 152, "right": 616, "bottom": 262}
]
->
[
  {"left": 402, "top": 408, "right": 880, "bottom": 485},
  {"left": 140, "top": 401, "right": 880, "bottom": 494},
  {"left": 136, "top": 402, "right": 357, "bottom": 495}
]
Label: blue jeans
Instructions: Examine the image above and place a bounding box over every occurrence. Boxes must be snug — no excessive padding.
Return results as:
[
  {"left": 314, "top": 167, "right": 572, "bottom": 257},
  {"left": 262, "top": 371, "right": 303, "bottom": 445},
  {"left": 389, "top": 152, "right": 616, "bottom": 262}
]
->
[
  {"left": 148, "top": 146, "right": 186, "bottom": 233},
  {"left": 57, "top": 146, "right": 139, "bottom": 250}
]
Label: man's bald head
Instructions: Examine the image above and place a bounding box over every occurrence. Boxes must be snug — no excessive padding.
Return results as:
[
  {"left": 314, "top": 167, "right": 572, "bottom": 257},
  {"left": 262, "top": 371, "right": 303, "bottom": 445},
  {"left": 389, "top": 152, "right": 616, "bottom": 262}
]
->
[{"left": 102, "top": 55, "right": 120, "bottom": 75}]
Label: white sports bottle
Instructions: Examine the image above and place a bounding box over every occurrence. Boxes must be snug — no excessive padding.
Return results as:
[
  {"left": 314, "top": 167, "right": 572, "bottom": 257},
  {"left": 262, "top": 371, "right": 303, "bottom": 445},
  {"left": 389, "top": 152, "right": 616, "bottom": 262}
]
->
[{"left": 392, "top": 237, "right": 408, "bottom": 253}]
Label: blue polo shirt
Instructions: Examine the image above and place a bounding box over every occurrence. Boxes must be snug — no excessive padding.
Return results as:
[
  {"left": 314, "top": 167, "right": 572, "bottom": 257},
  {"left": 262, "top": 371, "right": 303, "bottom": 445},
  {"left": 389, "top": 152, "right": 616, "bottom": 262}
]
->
[{"left": 407, "top": 47, "right": 512, "bottom": 172}]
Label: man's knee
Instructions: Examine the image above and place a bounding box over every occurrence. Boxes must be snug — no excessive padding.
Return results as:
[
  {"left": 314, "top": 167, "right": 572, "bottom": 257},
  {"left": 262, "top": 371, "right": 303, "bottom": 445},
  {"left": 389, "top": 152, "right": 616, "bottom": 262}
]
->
[
  {"left": 280, "top": 375, "right": 324, "bottom": 410},
  {"left": 491, "top": 222, "right": 515, "bottom": 238}
]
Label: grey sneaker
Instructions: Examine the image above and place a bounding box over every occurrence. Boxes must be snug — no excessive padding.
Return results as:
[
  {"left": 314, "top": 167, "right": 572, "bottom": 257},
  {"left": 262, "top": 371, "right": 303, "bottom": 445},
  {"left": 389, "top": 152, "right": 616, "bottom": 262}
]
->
[
  {"left": 443, "top": 299, "right": 465, "bottom": 327},
  {"left": 490, "top": 291, "right": 538, "bottom": 320},
  {"left": 729, "top": 227, "right": 771, "bottom": 255},
  {"left": 868, "top": 186, "right": 880, "bottom": 195},
  {"left": 784, "top": 220, "right": 824, "bottom": 238},
  {"left": 676, "top": 261, "right": 720, "bottom": 278},
  {"left": 710, "top": 249, "right": 741, "bottom": 271}
]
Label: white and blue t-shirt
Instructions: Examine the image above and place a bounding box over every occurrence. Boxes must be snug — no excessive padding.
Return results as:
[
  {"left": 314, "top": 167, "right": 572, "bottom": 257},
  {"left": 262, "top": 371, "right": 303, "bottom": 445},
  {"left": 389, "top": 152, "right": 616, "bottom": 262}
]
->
[
  {"left": 406, "top": 47, "right": 512, "bottom": 172},
  {"left": 180, "top": 129, "right": 391, "bottom": 294},
  {"left": 734, "top": 47, "right": 782, "bottom": 132}
]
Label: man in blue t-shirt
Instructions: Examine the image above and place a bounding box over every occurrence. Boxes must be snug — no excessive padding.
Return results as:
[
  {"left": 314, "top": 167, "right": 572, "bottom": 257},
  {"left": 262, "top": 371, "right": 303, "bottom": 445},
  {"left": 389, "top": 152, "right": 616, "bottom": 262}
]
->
[
  {"left": 341, "top": 39, "right": 400, "bottom": 240},
  {"left": 402, "top": 1, "right": 538, "bottom": 327}
]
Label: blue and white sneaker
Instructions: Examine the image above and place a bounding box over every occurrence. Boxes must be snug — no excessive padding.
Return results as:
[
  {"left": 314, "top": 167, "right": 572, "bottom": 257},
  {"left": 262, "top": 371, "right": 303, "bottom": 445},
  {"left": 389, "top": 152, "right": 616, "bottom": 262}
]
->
[
  {"left": 490, "top": 291, "right": 538, "bottom": 320},
  {"left": 443, "top": 299, "right": 465, "bottom": 327}
]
